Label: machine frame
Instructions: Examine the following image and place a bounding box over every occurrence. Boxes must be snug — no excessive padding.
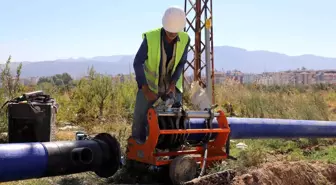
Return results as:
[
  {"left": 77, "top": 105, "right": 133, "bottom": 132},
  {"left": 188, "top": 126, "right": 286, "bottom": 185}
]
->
[{"left": 126, "top": 107, "right": 230, "bottom": 168}]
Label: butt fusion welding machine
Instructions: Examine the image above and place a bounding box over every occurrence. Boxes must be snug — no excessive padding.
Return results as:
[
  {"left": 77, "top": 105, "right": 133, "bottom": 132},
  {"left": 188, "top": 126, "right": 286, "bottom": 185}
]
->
[{"left": 126, "top": 93, "right": 231, "bottom": 184}]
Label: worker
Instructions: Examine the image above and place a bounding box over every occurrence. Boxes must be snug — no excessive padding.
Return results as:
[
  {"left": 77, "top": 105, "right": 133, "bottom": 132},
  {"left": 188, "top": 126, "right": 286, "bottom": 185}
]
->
[{"left": 132, "top": 6, "right": 191, "bottom": 143}]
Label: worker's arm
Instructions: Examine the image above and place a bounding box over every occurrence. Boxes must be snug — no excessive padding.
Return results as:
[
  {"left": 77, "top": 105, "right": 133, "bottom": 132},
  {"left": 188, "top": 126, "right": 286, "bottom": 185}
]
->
[
  {"left": 133, "top": 37, "right": 148, "bottom": 89},
  {"left": 171, "top": 36, "right": 191, "bottom": 84}
]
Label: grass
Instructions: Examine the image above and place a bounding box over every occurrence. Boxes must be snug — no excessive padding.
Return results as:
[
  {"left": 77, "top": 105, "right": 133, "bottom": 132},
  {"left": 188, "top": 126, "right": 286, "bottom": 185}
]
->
[{"left": 0, "top": 79, "right": 335, "bottom": 185}]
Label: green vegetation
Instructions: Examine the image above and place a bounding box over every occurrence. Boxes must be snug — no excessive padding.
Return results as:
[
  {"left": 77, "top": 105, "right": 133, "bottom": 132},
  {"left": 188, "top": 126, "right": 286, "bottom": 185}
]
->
[{"left": 0, "top": 56, "right": 335, "bottom": 184}]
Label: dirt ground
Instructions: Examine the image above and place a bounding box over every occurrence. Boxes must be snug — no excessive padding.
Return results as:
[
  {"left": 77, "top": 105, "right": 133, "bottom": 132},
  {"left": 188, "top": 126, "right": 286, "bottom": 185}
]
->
[
  {"left": 185, "top": 161, "right": 336, "bottom": 185},
  {"left": 0, "top": 155, "right": 335, "bottom": 185}
]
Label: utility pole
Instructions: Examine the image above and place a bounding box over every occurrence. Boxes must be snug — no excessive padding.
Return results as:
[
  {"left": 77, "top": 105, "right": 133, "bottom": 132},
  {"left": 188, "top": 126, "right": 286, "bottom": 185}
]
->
[
  {"left": 184, "top": 0, "right": 215, "bottom": 104},
  {"left": 204, "top": 0, "right": 212, "bottom": 103}
]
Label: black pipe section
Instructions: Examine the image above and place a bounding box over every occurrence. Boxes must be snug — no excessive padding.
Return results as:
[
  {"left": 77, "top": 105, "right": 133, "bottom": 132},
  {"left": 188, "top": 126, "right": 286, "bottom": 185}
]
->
[
  {"left": 71, "top": 147, "right": 93, "bottom": 165},
  {"left": 44, "top": 133, "right": 121, "bottom": 178},
  {"left": 0, "top": 133, "right": 121, "bottom": 182}
]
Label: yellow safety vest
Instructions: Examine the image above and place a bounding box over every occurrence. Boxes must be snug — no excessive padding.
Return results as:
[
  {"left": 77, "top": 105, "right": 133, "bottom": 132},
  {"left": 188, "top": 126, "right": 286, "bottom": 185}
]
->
[{"left": 142, "top": 28, "right": 189, "bottom": 93}]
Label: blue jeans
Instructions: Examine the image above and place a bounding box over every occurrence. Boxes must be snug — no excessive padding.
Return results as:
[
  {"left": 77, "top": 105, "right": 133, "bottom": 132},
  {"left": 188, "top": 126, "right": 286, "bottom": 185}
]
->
[{"left": 131, "top": 89, "right": 182, "bottom": 143}]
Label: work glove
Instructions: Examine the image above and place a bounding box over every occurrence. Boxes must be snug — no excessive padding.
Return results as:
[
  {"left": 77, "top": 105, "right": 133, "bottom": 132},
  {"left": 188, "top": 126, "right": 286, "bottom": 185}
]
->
[{"left": 142, "top": 85, "right": 158, "bottom": 102}]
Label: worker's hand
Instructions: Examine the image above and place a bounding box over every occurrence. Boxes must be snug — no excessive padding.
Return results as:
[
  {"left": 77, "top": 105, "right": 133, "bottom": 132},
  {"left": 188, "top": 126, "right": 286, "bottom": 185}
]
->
[
  {"left": 142, "top": 85, "right": 158, "bottom": 102},
  {"left": 166, "top": 82, "right": 176, "bottom": 95}
]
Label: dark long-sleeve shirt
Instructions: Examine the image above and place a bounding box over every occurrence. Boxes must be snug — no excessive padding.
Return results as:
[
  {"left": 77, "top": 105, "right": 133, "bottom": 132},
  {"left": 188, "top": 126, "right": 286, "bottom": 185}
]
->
[{"left": 133, "top": 28, "right": 190, "bottom": 89}]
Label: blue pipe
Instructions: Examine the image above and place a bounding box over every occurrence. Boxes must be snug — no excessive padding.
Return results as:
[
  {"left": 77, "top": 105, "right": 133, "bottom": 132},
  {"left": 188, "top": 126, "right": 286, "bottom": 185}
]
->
[
  {"left": 186, "top": 117, "right": 336, "bottom": 141},
  {"left": 0, "top": 133, "right": 121, "bottom": 183},
  {"left": 186, "top": 118, "right": 218, "bottom": 141},
  {"left": 0, "top": 143, "right": 48, "bottom": 182},
  {"left": 227, "top": 117, "right": 336, "bottom": 139},
  {"left": 1, "top": 118, "right": 335, "bottom": 182}
]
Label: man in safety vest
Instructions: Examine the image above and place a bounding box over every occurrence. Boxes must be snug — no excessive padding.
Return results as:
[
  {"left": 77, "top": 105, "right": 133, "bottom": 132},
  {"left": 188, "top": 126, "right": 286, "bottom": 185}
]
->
[{"left": 132, "top": 6, "right": 190, "bottom": 143}]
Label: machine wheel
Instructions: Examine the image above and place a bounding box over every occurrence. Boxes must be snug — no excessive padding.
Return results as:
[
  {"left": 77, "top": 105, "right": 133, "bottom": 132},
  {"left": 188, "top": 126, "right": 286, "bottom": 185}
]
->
[{"left": 169, "top": 155, "right": 198, "bottom": 185}]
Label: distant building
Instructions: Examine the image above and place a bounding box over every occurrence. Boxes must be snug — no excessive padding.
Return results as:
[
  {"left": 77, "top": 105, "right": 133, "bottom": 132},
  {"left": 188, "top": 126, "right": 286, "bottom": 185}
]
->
[
  {"left": 254, "top": 69, "right": 336, "bottom": 86},
  {"left": 214, "top": 72, "right": 226, "bottom": 84},
  {"left": 213, "top": 70, "right": 244, "bottom": 84},
  {"left": 243, "top": 73, "right": 258, "bottom": 84}
]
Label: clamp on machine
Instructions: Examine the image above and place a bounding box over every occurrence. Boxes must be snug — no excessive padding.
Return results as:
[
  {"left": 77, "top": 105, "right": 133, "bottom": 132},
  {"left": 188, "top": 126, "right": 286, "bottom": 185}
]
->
[{"left": 126, "top": 93, "right": 231, "bottom": 184}]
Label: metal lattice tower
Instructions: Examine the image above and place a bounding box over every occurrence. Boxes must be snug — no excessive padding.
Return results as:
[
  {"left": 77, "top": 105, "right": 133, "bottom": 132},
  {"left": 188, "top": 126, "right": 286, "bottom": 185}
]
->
[{"left": 184, "top": 0, "right": 215, "bottom": 104}]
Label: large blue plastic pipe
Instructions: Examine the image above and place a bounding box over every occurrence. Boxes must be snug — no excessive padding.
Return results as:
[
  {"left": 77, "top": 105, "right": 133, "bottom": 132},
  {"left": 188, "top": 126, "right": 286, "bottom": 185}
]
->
[
  {"left": 0, "top": 133, "right": 121, "bottom": 183},
  {"left": 1, "top": 118, "right": 335, "bottom": 182},
  {"left": 186, "top": 117, "right": 336, "bottom": 141},
  {"left": 0, "top": 143, "right": 48, "bottom": 182},
  {"left": 186, "top": 118, "right": 218, "bottom": 141},
  {"left": 227, "top": 117, "right": 336, "bottom": 139}
]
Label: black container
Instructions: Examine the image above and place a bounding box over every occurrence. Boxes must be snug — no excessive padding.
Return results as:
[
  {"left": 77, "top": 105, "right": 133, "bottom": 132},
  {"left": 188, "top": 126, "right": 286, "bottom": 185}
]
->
[{"left": 7, "top": 99, "right": 57, "bottom": 143}]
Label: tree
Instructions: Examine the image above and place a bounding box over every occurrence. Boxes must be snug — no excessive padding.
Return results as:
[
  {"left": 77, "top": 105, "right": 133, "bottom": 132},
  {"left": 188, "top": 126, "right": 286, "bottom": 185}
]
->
[
  {"left": 37, "top": 76, "right": 52, "bottom": 84},
  {"left": 37, "top": 73, "right": 73, "bottom": 86},
  {"left": 0, "top": 55, "right": 23, "bottom": 99},
  {"left": 37, "top": 73, "right": 74, "bottom": 93},
  {"left": 92, "top": 74, "right": 114, "bottom": 118},
  {"left": 37, "top": 82, "right": 58, "bottom": 95},
  {"left": 73, "top": 66, "right": 114, "bottom": 120}
]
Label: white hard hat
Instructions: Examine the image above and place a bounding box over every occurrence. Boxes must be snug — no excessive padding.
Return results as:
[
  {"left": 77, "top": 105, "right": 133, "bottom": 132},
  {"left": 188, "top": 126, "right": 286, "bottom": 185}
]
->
[{"left": 162, "top": 6, "right": 186, "bottom": 33}]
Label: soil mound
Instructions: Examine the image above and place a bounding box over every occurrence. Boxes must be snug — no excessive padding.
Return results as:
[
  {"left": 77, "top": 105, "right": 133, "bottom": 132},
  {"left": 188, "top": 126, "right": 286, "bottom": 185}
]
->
[{"left": 186, "top": 161, "right": 336, "bottom": 185}]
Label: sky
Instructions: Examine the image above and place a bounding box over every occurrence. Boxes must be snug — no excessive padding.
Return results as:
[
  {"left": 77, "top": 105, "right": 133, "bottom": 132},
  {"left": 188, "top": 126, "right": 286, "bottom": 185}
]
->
[{"left": 0, "top": 0, "right": 336, "bottom": 62}]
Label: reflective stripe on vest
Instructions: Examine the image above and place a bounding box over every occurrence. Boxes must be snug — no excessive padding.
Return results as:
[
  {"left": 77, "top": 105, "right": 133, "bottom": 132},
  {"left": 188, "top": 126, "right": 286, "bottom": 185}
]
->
[{"left": 142, "top": 28, "right": 189, "bottom": 93}]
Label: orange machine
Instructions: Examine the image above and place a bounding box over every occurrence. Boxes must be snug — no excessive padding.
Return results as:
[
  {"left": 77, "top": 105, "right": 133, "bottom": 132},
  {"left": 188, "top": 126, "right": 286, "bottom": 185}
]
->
[{"left": 126, "top": 105, "right": 231, "bottom": 184}]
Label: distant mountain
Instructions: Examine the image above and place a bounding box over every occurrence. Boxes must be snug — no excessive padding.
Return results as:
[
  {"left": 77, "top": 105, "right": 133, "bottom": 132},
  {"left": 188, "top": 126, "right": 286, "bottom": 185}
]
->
[
  {"left": 213, "top": 46, "right": 335, "bottom": 73},
  {"left": 2, "top": 46, "right": 335, "bottom": 78}
]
